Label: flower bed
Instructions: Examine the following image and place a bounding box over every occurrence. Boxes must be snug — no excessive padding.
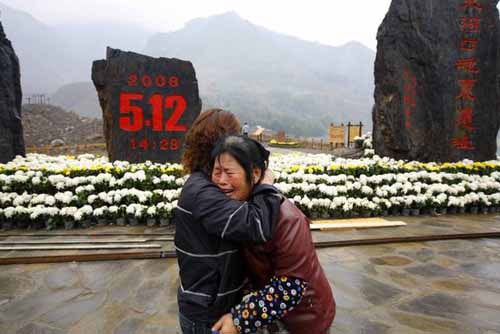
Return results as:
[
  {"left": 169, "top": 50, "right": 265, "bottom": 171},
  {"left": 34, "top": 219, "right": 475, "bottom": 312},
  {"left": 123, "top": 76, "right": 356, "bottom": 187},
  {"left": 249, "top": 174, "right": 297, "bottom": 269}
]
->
[
  {"left": 1, "top": 152, "right": 500, "bottom": 229},
  {"left": 0, "top": 154, "right": 183, "bottom": 230},
  {"left": 270, "top": 153, "right": 500, "bottom": 218}
]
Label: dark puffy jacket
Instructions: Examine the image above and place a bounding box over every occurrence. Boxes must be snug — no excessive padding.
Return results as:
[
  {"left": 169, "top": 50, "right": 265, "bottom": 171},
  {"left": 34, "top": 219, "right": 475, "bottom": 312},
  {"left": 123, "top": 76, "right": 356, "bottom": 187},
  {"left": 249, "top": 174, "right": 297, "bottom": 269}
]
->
[
  {"left": 243, "top": 199, "right": 336, "bottom": 334},
  {"left": 173, "top": 171, "right": 282, "bottom": 323}
]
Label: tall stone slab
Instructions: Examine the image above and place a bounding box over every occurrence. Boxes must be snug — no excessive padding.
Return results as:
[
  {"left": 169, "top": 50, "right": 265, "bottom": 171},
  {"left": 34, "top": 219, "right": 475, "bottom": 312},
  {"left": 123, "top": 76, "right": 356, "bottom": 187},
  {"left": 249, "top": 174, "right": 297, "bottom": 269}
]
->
[
  {"left": 374, "top": 0, "right": 500, "bottom": 162},
  {"left": 0, "top": 21, "right": 25, "bottom": 163},
  {"left": 92, "top": 47, "right": 201, "bottom": 163}
]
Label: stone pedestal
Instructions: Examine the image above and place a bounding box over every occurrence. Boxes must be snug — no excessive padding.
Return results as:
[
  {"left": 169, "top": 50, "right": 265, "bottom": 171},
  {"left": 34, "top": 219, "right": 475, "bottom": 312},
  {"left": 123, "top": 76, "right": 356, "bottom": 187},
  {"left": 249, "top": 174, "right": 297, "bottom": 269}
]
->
[{"left": 92, "top": 47, "right": 201, "bottom": 163}]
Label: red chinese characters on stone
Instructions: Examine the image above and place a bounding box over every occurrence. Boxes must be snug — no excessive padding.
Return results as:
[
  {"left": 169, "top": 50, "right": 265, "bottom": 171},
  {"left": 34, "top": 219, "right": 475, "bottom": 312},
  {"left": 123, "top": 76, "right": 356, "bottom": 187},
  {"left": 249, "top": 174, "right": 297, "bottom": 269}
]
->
[
  {"left": 451, "top": 135, "right": 475, "bottom": 150},
  {"left": 460, "top": 39, "right": 478, "bottom": 52},
  {"left": 403, "top": 95, "right": 416, "bottom": 108},
  {"left": 462, "top": 0, "right": 483, "bottom": 11},
  {"left": 453, "top": 1, "right": 481, "bottom": 152},
  {"left": 402, "top": 69, "right": 417, "bottom": 129},
  {"left": 456, "top": 79, "right": 476, "bottom": 101},
  {"left": 460, "top": 17, "right": 481, "bottom": 32},
  {"left": 456, "top": 106, "right": 475, "bottom": 131},
  {"left": 456, "top": 58, "right": 480, "bottom": 74}
]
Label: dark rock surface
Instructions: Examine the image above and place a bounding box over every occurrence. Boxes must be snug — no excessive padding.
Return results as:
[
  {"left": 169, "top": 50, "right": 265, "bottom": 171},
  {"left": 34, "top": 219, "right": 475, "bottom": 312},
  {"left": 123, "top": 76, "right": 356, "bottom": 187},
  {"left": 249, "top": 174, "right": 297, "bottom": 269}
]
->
[
  {"left": 0, "top": 21, "right": 25, "bottom": 163},
  {"left": 373, "top": 0, "right": 500, "bottom": 162},
  {"left": 92, "top": 47, "right": 201, "bottom": 163}
]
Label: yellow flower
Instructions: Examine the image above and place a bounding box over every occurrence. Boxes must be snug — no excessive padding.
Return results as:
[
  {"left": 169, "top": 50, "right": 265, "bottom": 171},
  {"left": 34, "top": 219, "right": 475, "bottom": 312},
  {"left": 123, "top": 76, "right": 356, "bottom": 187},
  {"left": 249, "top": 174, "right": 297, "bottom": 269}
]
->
[{"left": 330, "top": 164, "right": 339, "bottom": 171}]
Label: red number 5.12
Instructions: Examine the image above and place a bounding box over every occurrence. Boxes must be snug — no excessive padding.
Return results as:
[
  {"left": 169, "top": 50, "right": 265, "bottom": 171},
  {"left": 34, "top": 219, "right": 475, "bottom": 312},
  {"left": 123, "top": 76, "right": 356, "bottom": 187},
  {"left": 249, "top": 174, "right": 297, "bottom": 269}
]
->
[{"left": 119, "top": 92, "right": 187, "bottom": 132}]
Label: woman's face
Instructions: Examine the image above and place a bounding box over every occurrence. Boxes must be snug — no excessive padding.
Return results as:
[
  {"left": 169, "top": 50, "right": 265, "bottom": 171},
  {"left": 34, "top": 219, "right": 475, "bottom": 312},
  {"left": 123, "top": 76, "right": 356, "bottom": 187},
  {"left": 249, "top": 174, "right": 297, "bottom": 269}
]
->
[{"left": 211, "top": 153, "right": 261, "bottom": 201}]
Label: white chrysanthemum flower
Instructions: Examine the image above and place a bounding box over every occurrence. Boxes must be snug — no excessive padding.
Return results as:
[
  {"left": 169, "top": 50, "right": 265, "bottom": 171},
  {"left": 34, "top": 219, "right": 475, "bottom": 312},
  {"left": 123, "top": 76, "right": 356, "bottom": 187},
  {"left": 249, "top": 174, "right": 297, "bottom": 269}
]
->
[
  {"left": 126, "top": 205, "right": 136, "bottom": 215},
  {"left": 31, "top": 176, "right": 41, "bottom": 185},
  {"left": 44, "top": 196, "right": 56, "bottom": 206}
]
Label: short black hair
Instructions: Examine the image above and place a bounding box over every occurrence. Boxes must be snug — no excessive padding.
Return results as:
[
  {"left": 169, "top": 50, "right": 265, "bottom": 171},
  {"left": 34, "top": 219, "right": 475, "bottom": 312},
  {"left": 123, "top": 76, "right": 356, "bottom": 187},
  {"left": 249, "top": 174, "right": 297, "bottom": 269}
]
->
[{"left": 210, "top": 136, "right": 270, "bottom": 185}]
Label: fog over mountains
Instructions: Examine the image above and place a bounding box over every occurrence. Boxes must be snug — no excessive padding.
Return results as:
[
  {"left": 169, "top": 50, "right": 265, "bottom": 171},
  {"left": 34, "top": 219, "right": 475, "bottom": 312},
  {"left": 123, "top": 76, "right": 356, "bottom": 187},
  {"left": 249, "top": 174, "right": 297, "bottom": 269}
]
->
[{"left": 0, "top": 2, "right": 375, "bottom": 137}]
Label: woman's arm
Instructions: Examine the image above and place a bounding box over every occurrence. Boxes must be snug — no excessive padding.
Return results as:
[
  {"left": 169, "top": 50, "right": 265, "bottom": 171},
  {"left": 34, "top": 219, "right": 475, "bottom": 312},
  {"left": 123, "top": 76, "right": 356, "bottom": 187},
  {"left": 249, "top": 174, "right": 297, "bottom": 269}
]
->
[
  {"left": 212, "top": 276, "right": 307, "bottom": 334},
  {"left": 191, "top": 173, "right": 282, "bottom": 243}
]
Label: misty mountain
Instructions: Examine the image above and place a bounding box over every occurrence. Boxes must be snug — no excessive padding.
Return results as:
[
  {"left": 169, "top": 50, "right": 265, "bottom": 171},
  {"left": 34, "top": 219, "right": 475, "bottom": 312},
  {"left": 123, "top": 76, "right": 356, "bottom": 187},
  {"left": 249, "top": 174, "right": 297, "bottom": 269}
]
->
[
  {"left": 0, "top": 2, "right": 153, "bottom": 96},
  {"left": 0, "top": 2, "right": 70, "bottom": 95},
  {"left": 50, "top": 81, "right": 100, "bottom": 118},
  {"left": 54, "top": 22, "right": 153, "bottom": 81},
  {"left": 0, "top": 3, "right": 375, "bottom": 137},
  {"left": 144, "top": 12, "right": 375, "bottom": 136}
]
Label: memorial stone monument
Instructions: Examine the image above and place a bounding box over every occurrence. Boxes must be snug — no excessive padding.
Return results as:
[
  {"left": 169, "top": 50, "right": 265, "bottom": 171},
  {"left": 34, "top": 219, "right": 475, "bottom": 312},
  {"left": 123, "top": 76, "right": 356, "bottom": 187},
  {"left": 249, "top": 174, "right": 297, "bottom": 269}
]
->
[
  {"left": 373, "top": 0, "right": 500, "bottom": 162},
  {"left": 92, "top": 47, "right": 201, "bottom": 163},
  {"left": 0, "top": 21, "right": 25, "bottom": 163}
]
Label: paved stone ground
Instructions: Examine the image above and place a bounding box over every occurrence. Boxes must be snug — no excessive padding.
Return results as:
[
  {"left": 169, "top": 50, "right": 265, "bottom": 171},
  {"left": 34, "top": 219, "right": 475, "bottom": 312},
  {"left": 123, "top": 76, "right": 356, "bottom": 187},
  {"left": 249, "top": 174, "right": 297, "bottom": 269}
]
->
[{"left": 1, "top": 216, "right": 500, "bottom": 333}]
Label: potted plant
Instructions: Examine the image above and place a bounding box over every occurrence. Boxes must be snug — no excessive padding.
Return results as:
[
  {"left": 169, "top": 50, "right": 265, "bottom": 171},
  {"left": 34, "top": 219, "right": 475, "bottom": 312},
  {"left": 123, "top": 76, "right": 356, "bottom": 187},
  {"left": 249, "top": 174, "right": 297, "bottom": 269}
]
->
[
  {"left": 379, "top": 200, "right": 391, "bottom": 217},
  {"left": 133, "top": 205, "right": 146, "bottom": 226},
  {"left": 389, "top": 198, "right": 401, "bottom": 216},
  {"left": 0, "top": 208, "right": 13, "bottom": 230},
  {"left": 146, "top": 206, "right": 158, "bottom": 227},
  {"left": 410, "top": 195, "right": 423, "bottom": 216},
  {"left": 401, "top": 197, "right": 413, "bottom": 216},
  {"left": 467, "top": 193, "right": 479, "bottom": 214},
  {"left": 126, "top": 204, "right": 139, "bottom": 226},
  {"left": 14, "top": 206, "right": 30, "bottom": 229},
  {"left": 28, "top": 206, "right": 45, "bottom": 229},
  {"left": 107, "top": 205, "right": 119, "bottom": 225},
  {"left": 77, "top": 205, "right": 94, "bottom": 228},
  {"left": 60, "top": 207, "right": 78, "bottom": 229},
  {"left": 478, "top": 194, "right": 490, "bottom": 214},
  {"left": 157, "top": 202, "right": 174, "bottom": 227},
  {"left": 116, "top": 205, "right": 127, "bottom": 226},
  {"left": 45, "top": 207, "right": 61, "bottom": 230},
  {"left": 94, "top": 206, "right": 108, "bottom": 226}
]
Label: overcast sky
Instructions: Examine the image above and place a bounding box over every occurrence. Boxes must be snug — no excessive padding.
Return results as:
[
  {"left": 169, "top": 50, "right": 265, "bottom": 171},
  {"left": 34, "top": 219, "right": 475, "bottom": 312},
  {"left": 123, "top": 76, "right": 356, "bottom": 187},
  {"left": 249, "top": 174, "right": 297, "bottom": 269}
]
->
[{"left": 0, "top": 0, "right": 397, "bottom": 50}]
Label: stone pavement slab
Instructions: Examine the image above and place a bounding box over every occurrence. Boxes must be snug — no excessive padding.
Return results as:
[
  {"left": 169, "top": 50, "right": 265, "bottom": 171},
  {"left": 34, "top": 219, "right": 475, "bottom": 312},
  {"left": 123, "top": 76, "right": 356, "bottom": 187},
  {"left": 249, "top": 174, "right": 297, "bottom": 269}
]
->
[{"left": 1, "top": 237, "right": 500, "bottom": 333}]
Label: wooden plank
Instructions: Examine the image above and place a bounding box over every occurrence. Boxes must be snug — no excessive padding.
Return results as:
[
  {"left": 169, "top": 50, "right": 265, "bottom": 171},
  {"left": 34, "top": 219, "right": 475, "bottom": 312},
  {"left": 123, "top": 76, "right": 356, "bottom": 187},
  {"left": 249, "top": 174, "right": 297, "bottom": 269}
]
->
[
  {"left": 310, "top": 220, "right": 407, "bottom": 230},
  {"left": 0, "top": 250, "right": 176, "bottom": 265},
  {"left": 314, "top": 232, "right": 500, "bottom": 248},
  {"left": 314, "top": 217, "right": 390, "bottom": 224},
  {"left": 0, "top": 232, "right": 174, "bottom": 237},
  {"left": 0, "top": 237, "right": 173, "bottom": 245},
  {"left": 0, "top": 244, "right": 162, "bottom": 251}
]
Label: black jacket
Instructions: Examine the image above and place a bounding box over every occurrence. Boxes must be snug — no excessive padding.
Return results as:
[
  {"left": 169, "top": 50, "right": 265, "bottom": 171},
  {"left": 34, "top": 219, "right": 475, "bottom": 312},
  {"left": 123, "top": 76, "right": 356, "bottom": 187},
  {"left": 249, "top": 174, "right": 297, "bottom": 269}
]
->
[{"left": 173, "top": 171, "right": 281, "bottom": 323}]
